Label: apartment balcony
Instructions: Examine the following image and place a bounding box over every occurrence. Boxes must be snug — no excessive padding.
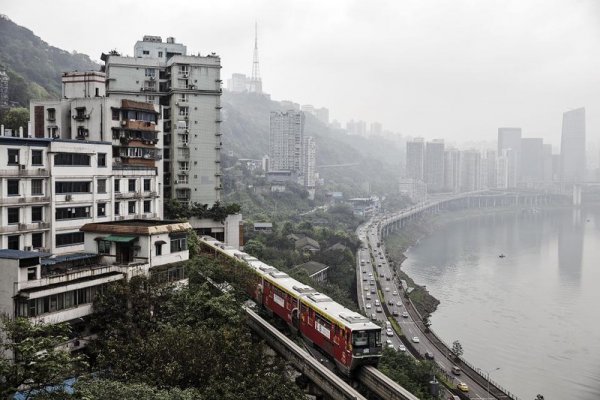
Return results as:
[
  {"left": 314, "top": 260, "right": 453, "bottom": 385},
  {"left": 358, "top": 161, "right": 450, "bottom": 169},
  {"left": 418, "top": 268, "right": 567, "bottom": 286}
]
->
[
  {"left": 115, "top": 192, "right": 139, "bottom": 200},
  {"left": 17, "top": 265, "right": 126, "bottom": 292},
  {"left": 0, "top": 222, "right": 51, "bottom": 234},
  {"left": 0, "top": 168, "right": 49, "bottom": 177},
  {"left": 121, "top": 120, "right": 159, "bottom": 132},
  {"left": 2, "top": 196, "right": 51, "bottom": 206}
]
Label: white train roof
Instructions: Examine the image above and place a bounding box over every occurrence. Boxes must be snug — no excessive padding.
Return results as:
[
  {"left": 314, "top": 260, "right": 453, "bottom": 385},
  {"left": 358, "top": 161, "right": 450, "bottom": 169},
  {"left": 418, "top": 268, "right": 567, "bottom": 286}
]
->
[{"left": 202, "top": 237, "right": 380, "bottom": 331}]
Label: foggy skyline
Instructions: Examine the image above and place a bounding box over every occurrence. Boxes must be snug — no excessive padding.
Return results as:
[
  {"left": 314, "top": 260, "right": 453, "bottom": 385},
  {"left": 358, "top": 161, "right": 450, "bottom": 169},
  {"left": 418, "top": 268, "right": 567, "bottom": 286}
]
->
[{"left": 3, "top": 0, "right": 599, "bottom": 145}]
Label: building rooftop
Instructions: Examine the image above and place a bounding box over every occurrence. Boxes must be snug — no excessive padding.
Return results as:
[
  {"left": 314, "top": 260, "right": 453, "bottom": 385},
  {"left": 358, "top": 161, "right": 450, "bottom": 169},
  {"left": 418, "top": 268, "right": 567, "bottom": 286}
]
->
[
  {"left": 292, "top": 261, "right": 329, "bottom": 277},
  {"left": 0, "top": 249, "right": 50, "bottom": 260},
  {"left": 80, "top": 219, "right": 192, "bottom": 235}
]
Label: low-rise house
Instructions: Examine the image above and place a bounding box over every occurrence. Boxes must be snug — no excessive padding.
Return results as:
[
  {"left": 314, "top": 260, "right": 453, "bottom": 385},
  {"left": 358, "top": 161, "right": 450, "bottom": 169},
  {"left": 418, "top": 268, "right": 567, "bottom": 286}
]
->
[
  {"left": 253, "top": 222, "right": 273, "bottom": 233},
  {"left": 294, "top": 236, "right": 320, "bottom": 253},
  {"left": 292, "top": 261, "right": 329, "bottom": 283}
]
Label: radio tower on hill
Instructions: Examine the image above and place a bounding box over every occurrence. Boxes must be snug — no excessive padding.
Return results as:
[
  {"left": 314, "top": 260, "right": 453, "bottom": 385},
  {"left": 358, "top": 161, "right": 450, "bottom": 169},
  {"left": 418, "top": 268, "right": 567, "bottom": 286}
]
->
[{"left": 249, "top": 22, "right": 263, "bottom": 94}]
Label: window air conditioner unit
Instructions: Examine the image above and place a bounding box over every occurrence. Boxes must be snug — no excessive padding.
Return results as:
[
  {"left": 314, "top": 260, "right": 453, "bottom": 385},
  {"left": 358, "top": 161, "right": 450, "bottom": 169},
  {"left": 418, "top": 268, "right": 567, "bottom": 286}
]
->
[
  {"left": 24, "top": 246, "right": 32, "bottom": 251},
  {"left": 19, "top": 164, "right": 26, "bottom": 170},
  {"left": 65, "top": 194, "right": 73, "bottom": 201},
  {"left": 121, "top": 120, "right": 127, "bottom": 126},
  {"left": 183, "top": 73, "right": 189, "bottom": 78},
  {"left": 150, "top": 76, "right": 155, "bottom": 81}
]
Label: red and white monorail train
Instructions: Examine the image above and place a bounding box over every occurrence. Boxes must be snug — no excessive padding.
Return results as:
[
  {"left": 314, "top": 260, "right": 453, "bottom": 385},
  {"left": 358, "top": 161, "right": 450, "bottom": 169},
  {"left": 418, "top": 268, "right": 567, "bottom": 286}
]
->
[{"left": 200, "top": 237, "right": 382, "bottom": 375}]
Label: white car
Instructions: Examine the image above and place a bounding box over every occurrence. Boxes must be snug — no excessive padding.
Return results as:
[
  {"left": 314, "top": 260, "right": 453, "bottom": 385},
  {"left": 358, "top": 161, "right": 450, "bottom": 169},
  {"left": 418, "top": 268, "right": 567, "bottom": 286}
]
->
[
  {"left": 385, "top": 287, "right": 390, "bottom": 292},
  {"left": 402, "top": 312, "right": 409, "bottom": 318},
  {"left": 412, "top": 336, "right": 420, "bottom": 343},
  {"left": 366, "top": 303, "right": 372, "bottom": 309},
  {"left": 392, "top": 291, "right": 398, "bottom": 296},
  {"left": 396, "top": 301, "right": 402, "bottom": 307},
  {"left": 386, "top": 339, "right": 394, "bottom": 348},
  {"left": 386, "top": 329, "right": 394, "bottom": 337},
  {"left": 374, "top": 300, "right": 380, "bottom": 306},
  {"left": 398, "top": 344, "right": 407, "bottom": 352}
]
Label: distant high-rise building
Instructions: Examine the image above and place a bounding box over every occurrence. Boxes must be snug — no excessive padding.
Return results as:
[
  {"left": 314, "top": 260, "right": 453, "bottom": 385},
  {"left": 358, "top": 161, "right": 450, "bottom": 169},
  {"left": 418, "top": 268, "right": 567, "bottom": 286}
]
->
[
  {"left": 424, "top": 139, "right": 445, "bottom": 192},
  {"left": 315, "top": 107, "right": 329, "bottom": 125},
  {"left": 0, "top": 67, "right": 9, "bottom": 108},
  {"left": 301, "top": 104, "right": 315, "bottom": 115},
  {"left": 444, "top": 148, "right": 461, "bottom": 193},
  {"left": 543, "top": 144, "right": 553, "bottom": 183},
  {"left": 370, "top": 122, "right": 383, "bottom": 136},
  {"left": 521, "top": 138, "right": 544, "bottom": 185},
  {"left": 303, "top": 136, "right": 316, "bottom": 188},
  {"left": 460, "top": 150, "right": 481, "bottom": 192},
  {"left": 560, "top": 107, "right": 586, "bottom": 182},
  {"left": 484, "top": 150, "right": 497, "bottom": 189},
  {"left": 498, "top": 127, "right": 521, "bottom": 183},
  {"left": 269, "top": 110, "right": 305, "bottom": 175},
  {"left": 406, "top": 138, "right": 425, "bottom": 181},
  {"left": 497, "top": 149, "right": 517, "bottom": 189},
  {"left": 227, "top": 73, "right": 248, "bottom": 92}
]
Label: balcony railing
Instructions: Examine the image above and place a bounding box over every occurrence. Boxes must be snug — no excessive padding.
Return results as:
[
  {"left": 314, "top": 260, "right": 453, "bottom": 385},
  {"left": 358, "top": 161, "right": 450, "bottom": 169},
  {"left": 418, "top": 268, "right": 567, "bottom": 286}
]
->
[
  {"left": 1, "top": 196, "right": 51, "bottom": 206},
  {"left": 0, "top": 222, "right": 50, "bottom": 234},
  {"left": 18, "top": 265, "right": 127, "bottom": 291},
  {"left": 0, "top": 168, "right": 49, "bottom": 177}
]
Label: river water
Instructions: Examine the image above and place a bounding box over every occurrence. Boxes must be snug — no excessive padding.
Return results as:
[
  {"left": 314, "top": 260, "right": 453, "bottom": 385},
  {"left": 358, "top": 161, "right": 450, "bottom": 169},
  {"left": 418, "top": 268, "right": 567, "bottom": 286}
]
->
[{"left": 402, "top": 206, "right": 600, "bottom": 400}]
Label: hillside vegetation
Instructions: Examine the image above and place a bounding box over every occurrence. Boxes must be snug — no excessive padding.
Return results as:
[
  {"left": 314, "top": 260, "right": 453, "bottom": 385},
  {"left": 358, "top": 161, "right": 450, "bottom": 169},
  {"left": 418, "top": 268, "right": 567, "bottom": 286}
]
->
[{"left": 0, "top": 15, "right": 99, "bottom": 106}]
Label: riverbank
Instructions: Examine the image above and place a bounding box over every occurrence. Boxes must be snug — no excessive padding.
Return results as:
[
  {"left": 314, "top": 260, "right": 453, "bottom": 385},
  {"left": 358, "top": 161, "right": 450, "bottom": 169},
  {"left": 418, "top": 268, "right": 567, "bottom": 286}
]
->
[{"left": 383, "top": 204, "right": 570, "bottom": 317}]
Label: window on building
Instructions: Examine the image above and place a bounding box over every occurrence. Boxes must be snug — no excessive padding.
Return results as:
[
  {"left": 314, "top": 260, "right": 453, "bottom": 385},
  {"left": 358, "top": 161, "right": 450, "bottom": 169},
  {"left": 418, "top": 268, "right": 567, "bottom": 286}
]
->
[
  {"left": 143, "top": 50, "right": 150, "bottom": 55},
  {"left": 32, "top": 233, "right": 43, "bottom": 249},
  {"left": 114, "top": 179, "right": 121, "bottom": 193},
  {"left": 155, "top": 242, "right": 163, "bottom": 256},
  {"left": 7, "top": 179, "right": 19, "bottom": 196},
  {"left": 54, "top": 153, "right": 90, "bottom": 166},
  {"left": 98, "top": 179, "right": 107, "bottom": 194},
  {"left": 170, "top": 237, "right": 187, "bottom": 253},
  {"left": 55, "top": 232, "right": 84, "bottom": 247},
  {"left": 8, "top": 208, "right": 19, "bottom": 224},
  {"left": 32, "top": 150, "right": 43, "bottom": 166},
  {"left": 128, "top": 179, "right": 136, "bottom": 192},
  {"left": 8, "top": 235, "right": 19, "bottom": 250},
  {"left": 27, "top": 267, "right": 37, "bottom": 281},
  {"left": 55, "top": 181, "right": 91, "bottom": 193},
  {"left": 55, "top": 207, "right": 91, "bottom": 220},
  {"left": 128, "top": 201, "right": 136, "bottom": 214},
  {"left": 112, "top": 109, "right": 120, "bottom": 121},
  {"left": 158, "top": 51, "right": 163, "bottom": 57},
  {"left": 47, "top": 108, "right": 56, "bottom": 121},
  {"left": 8, "top": 149, "right": 19, "bottom": 165},
  {"left": 31, "top": 179, "right": 43, "bottom": 195},
  {"left": 143, "top": 200, "right": 151, "bottom": 213},
  {"left": 145, "top": 68, "right": 156, "bottom": 77},
  {"left": 98, "top": 153, "right": 107, "bottom": 167},
  {"left": 98, "top": 240, "right": 110, "bottom": 254},
  {"left": 97, "top": 203, "right": 106, "bottom": 217},
  {"left": 179, "top": 162, "right": 189, "bottom": 171},
  {"left": 144, "top": 179, "right": 151, "bottom": 192},
  {"left": 31, "top": 206, "right": 43, "bottom": 222},
  {"left": 114, "top": 202, "right": 120, "bottom": 216}
]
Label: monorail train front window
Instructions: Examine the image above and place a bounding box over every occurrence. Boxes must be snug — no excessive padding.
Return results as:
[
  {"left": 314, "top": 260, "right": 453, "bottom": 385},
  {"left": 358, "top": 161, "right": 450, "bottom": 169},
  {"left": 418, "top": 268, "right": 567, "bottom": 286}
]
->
[{"left": 353, "top": 330, "right": 381, "bottom": 348}]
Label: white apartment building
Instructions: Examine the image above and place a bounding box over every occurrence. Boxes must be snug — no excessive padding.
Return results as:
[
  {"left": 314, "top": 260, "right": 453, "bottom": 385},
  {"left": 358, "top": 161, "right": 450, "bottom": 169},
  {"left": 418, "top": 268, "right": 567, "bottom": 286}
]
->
[
  {"left": 269, "top": 110, "right": 305, "bottom": 183},
  {"left": 0, "top": 220, "right": 190, "bottom": 329},
  {"left": 303, "top": 136, "right": 316, "bottom": 188},
  {"left": 102, "top": 36, "right": 222, "bottom": 207}
]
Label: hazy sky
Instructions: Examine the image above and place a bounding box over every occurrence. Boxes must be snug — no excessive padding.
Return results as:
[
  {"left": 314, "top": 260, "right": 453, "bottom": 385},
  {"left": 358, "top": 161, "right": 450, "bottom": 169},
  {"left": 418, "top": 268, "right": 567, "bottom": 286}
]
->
[{"left": 3, "top": 0, "right": 599, "bottom": 147}]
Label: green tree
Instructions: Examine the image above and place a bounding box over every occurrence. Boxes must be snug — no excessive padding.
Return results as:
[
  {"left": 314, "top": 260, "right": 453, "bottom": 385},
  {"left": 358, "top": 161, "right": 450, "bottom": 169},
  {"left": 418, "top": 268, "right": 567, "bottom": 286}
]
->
[
  {"left": 451, "top": 340, "right": 464, "bottom": 360},
  {"left": 0, "top": 316, "right": 86, "bottom": 399},
  {"left": 1, "top": 107, "right": 29, "bottom": 134}
]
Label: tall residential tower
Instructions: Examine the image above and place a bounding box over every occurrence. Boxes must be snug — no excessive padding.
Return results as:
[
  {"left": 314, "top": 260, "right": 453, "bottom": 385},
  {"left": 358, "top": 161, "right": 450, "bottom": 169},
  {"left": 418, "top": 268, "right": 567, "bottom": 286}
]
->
[{"left": 560, "top": 107, "right": 586, "bottom": 182}]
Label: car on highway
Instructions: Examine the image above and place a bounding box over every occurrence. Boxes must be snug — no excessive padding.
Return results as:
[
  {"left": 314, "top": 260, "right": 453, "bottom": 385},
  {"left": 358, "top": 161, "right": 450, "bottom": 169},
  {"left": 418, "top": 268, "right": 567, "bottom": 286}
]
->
[
  {"left": 412, "top": 336, "right": 420, "bottom": 343},
  {"left": 398, "top": 344, "right": 407, "bottom": 352},
  {"left": 370, "top": 288, "right": 376, "bottom": 294},
  {"left": 402, "top": 312, "right": 409, "bottom": 318},
  {"left": 376, "top": 307, "right": 383, "bottom": 313},
  {"left": 425, "top": 351, "right": 434, "bottom": 360},
  {"left": 369, "top": 272, "right": 373, "bottom": 277},
  {"left": 392, "top": 290, "right": 398, "bottom": 296},
  {"left": 371, "top": 314, "right": 377, "bottom": 320},
  {"left": 362, "top": 276, "right": 367, "bottom": 281},
  {"left": 388, "top": 299, "right": 394, "bottom": 306},
  {"left": 385, "top": 287, "right": 390, "bottom": 292},
  {"left": 392, "top": 309, "right": 399, "bottom": 316},
  {"left": 451, "top": 366, "right": 461, "bottom": 375},
  {"left": 396, "top": 301, "right": 402, "bottom": 307},
  {"left": 362, "top": 269, "right": 366, "bottom": 273},
  {"left": 366, "top": 303, "right": 372, "bottom": 309},
  {"left": 364, "top": 287, "right": 369, "bottom": 291},
  {"left": 366, "top": 294, "right": 371, "bottom": 300},
  {"left": 386, "top": 329, "right": 394, "bottom": 337},
  {"left": 457, "top": 382, "right": 469, "bottom": 392},
  {"left": 386, "top": 339, "right": 394, "bottom": 349},
  {"left": 374, "top": 300, "right": 380, "bottom": 306}
]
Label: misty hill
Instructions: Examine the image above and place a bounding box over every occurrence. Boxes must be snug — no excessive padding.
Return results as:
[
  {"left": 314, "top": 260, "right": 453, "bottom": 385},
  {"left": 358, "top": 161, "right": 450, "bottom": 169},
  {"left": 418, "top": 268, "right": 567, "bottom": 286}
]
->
[
  {"left": 0, "top": 15, "right": 100, "bottom": 106},
  {"left": 222, "top": 91, "right": 405, "bottom": 195}
]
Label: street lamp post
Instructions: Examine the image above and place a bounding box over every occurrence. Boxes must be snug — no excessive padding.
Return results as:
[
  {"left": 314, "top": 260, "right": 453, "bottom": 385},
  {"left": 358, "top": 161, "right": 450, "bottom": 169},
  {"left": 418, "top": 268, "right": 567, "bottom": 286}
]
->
[{"left": 480, "top": 367, "right": 501, "bottom": 398}]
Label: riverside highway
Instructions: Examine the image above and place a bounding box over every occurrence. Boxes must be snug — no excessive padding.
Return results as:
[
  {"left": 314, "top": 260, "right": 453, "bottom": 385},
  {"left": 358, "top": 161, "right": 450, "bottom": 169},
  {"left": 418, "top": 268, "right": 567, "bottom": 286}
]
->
[{"left": 356, "top": 203, "right": 507, "bottom": 400}]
